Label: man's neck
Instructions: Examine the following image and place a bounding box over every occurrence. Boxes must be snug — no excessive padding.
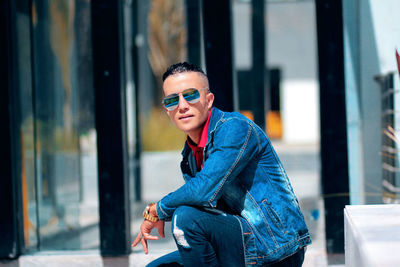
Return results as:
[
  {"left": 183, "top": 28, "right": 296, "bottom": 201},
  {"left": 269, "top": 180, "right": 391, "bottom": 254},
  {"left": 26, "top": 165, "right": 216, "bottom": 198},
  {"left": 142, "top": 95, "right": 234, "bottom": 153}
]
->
[
  {"left": 187, "top": 107, "right": 213, "bottom": 145},
  {"left": 187, "top": 129, "right": 202, "bottom": 145}
]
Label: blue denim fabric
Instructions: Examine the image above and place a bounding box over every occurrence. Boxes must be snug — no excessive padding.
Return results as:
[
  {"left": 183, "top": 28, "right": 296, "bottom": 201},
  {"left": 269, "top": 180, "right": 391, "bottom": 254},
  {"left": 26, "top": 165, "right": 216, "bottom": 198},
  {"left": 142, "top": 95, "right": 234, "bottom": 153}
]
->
[
  {"left": 156, "top": 107, "right": 311, "bottom": 266},
  {"left": 147, "top": 247, "right": 305, "bottom": 267},
  {"left": 166, "top": 206, "right": 244, "bottom": 266},
  {"left": 146, "top": 250, "right": 182, "bottom": 267},
  {"left": 147, "top": 246, "right": 305, "bottom": 267}
]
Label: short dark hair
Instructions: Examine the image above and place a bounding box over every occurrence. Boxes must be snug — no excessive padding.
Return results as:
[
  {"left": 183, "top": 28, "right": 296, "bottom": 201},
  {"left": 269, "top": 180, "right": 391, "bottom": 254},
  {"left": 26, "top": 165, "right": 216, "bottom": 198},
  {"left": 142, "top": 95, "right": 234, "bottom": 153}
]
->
[{"left": 162, "top": 62, "right": 207, "bottom": 82}]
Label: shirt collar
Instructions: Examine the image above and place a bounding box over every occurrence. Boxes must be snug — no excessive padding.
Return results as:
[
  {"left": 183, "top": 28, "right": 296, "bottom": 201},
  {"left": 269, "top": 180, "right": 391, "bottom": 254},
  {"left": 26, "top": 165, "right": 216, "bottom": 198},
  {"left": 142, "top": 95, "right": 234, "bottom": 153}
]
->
[{"left": 187, "top": 107, "right": 213, "bottom": 150}]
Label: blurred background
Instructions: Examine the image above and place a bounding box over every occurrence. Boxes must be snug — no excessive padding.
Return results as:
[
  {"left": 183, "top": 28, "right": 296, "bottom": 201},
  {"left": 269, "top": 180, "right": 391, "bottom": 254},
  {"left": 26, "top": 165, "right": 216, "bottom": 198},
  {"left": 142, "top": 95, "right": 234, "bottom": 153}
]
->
[{"left": 1, "top": 0, "right": 400, "bottom": 266}]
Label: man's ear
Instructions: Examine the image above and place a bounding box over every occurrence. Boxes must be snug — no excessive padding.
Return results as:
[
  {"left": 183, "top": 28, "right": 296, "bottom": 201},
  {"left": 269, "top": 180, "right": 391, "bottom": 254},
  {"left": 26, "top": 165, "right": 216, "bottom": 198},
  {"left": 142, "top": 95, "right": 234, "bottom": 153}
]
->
[{"left": 207, "top": 93, "right": 214, "bottom": 109}]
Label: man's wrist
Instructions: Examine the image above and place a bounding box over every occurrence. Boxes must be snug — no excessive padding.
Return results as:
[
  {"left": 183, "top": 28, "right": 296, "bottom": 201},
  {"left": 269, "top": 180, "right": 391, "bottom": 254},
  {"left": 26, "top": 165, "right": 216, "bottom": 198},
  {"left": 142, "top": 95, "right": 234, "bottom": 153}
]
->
[
  {"left": 149, "top": 203, "right": 158, "bottom": 217},
  {"left": 143, "top": 203, "right": 159, "bottom": 222}
]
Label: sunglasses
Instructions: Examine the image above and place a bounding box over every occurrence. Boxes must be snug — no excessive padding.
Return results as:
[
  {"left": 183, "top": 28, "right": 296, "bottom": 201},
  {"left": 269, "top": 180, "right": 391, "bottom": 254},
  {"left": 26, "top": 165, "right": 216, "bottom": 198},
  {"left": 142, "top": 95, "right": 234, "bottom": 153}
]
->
[{"left": 162, "top": 87, "right": 209, "bottom": 111}]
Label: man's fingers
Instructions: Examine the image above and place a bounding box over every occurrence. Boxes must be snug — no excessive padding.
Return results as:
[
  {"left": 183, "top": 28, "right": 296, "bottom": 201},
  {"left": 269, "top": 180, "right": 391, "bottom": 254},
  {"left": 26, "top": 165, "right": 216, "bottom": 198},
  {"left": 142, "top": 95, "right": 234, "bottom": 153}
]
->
[
  {"left": 141, "top": 238, "right": 148, "bottom": 254},
  {"left": 131, "top": 233, "right": 142, "bottom": 247},
  {"left": 143, "top": 233, "right": 159, "bottom": 241},
  {"left": 132, "top": 219, "right": 164, "bottom": 253},
  {"left": 157, "top": 224, "right": 165, "bottom": 238}
]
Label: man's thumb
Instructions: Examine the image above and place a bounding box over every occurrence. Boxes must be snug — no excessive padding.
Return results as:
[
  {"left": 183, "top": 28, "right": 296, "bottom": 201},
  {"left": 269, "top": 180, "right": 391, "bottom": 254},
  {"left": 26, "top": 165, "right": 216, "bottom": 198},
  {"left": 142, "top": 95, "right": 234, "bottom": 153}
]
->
[{"left": 157, "top": 223, "right": 165, "bottom": 238}]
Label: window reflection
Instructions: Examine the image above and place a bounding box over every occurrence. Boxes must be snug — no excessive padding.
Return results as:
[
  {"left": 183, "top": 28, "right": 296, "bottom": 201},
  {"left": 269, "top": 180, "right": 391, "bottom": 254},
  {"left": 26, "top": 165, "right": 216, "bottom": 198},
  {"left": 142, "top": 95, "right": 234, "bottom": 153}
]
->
[
  {"left": 14, "top": 0, "right": 38, "bottom": 248},
  {"left": 17, "top": 0, "right": 100, "bottom": 250}
]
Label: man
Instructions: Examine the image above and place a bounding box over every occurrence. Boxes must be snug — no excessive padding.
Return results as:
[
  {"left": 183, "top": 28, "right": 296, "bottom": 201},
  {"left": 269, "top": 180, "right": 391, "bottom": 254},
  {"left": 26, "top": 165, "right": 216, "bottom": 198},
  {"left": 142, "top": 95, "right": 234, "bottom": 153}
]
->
[{"left": 132, "top": 62, "right": 311, "bottom": 266}]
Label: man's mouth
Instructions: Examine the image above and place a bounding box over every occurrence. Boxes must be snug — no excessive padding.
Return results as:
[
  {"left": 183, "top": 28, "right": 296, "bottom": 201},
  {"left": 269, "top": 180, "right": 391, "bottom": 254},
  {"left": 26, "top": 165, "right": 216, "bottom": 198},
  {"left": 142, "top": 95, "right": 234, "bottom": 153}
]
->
[{"left": 179, "top": 114, "right": 194, "bottom": 120}]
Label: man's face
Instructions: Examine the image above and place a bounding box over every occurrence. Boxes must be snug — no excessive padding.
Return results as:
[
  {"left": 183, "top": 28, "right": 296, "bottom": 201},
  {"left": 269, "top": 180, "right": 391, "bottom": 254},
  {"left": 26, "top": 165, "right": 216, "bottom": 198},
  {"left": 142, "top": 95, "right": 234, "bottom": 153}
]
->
[{"left": 163, "top": 72, "right": 214, "bottom": 140}]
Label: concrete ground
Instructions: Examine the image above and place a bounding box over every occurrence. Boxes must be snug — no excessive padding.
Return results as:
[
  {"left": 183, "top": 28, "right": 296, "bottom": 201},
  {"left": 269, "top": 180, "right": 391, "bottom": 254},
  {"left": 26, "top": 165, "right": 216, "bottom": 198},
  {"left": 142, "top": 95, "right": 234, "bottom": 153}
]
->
[{"left": 0, "top": 141, "right": 344, "bottom": 266}]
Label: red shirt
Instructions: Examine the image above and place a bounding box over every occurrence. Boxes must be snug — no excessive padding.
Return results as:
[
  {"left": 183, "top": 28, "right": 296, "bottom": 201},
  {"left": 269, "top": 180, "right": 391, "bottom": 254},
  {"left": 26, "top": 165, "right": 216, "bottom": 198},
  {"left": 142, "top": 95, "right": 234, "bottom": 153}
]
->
[{"left": 187, "top": 108, "right": 213, "bottom": 171}]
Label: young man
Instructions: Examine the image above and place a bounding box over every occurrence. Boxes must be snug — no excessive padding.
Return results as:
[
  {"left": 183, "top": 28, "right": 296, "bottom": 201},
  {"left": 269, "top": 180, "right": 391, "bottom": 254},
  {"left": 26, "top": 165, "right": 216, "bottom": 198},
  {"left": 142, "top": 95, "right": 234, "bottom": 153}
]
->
[{"left": 132, "top": 62, "right": 311, "bottom": 266}]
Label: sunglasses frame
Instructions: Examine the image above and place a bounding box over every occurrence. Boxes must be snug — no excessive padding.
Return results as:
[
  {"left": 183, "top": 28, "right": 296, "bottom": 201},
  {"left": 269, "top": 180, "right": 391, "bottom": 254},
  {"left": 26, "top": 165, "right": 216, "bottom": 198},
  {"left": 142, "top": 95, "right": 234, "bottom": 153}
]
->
[{"left": 162, "top": 87, "right": 209, "bottom": 111}]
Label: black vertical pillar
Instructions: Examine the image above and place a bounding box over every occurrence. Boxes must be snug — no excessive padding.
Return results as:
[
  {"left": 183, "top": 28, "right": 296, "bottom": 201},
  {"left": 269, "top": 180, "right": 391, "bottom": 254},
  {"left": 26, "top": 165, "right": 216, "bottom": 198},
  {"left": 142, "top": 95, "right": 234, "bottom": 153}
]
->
[
  {"left": 131, "top": 0, "right": 142, "bottom": 202},
  {"left": 0, "top": 0, "right": 22, "bottom": 259},
  {"left": 91, "top": 0, "right": 131, "bottom": 256},
  {"left": 316, "top": 0, "right": 349, "bottom": 253},
  {"left": 251, "top": 0, "right": 267, "bottom": 130},
  {"left": 269, "top": 68, "right": 281, "bottom": 112},
  {"left": 186, "top": 0, "right": 202, "bottom": 67},
  {"left": 202, "top": 0, "right": 236, "bottom": 112}
]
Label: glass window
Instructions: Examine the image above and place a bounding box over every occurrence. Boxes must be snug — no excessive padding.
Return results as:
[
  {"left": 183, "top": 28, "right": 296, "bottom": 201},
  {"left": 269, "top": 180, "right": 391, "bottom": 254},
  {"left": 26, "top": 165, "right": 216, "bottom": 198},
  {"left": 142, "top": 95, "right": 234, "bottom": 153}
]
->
[
  {"left": 14, "top": 0, "right": 99, "bottom": 251},
  {"left": 14, "top": 0, "right": 38, "bottom": 249}
]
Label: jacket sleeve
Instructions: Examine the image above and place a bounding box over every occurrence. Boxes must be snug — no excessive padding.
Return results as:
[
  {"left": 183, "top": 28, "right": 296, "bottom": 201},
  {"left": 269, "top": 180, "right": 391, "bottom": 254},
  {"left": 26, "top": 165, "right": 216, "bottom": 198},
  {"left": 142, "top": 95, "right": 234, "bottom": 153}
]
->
[{"left": 156, "top": 118, "right": 260, "bottom": 221}]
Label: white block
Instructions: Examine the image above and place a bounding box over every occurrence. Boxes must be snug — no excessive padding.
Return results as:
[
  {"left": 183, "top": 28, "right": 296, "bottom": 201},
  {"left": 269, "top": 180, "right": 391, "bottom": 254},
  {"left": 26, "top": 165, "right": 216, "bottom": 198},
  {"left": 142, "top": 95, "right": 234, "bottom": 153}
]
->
[{"left": 345, "top": 205, "right": 400, "bottom": 267}]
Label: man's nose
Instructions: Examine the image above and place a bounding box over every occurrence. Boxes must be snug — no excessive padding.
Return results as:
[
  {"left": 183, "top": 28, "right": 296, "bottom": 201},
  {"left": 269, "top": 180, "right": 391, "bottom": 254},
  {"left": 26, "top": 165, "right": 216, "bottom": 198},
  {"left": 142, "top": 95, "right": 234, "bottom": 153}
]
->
[{"left": 177, "top": 94, "right": 189, "bottom": 110}]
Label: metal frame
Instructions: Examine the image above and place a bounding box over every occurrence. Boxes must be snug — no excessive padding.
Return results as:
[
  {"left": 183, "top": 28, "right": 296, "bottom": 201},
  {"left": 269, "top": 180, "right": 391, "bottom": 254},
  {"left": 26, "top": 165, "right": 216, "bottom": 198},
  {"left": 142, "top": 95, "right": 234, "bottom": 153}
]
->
[
  {"left": 91, "top": 0, "right": 131, "bottom": 256},
  {"left": 186, "top": 0, "right": 202, "bottom": 67},
  {"left": 130, "top": 0, "right": 142, "bottom": 202},
  {"left": 251, "top": 0, "right": 267, "bottom": 130},
  {"left": 202, "top": 0, "right": 237, "bottom": 112},
  {"left": 316, "top": 0, "right": 350, "bottom": 254},
  {"left": 0, "top": 0, "right": 23, "bottom": 259}
]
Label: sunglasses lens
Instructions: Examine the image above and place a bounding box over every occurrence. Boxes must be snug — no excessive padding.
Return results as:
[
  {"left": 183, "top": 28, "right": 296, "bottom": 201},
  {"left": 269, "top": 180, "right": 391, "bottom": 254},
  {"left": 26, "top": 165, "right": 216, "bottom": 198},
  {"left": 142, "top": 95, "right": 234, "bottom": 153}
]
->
[
  {"left": 163, "top": 95, "right": 179, "bottom": 110},
  {"left": 183, "top": 88, "right": 200, "bottom": 104}
]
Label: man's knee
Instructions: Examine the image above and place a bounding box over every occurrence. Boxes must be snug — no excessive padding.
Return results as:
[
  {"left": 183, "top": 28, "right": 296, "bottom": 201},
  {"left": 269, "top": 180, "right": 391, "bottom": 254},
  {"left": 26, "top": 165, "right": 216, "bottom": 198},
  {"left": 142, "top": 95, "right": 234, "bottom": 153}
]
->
[
  {"left": 173, "top": 205, "right": 199, "bottom": 222},
  {"left": 171, "top": 206, "right": 202, "bottom": 248}
]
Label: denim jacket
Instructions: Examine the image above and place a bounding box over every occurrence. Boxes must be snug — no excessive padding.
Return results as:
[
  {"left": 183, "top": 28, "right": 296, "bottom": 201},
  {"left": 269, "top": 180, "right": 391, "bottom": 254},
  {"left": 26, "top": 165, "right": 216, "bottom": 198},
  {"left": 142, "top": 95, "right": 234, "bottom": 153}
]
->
[{"left": 156, "top": 107, "right": 311, "bottom": 265}]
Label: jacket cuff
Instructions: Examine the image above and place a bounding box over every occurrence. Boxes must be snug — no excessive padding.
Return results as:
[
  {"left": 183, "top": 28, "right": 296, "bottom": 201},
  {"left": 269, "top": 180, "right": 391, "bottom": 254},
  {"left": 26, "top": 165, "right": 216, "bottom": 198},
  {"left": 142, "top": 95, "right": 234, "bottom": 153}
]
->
[{"left": 156, "top": 200, "right": 172, "bottom": 221}]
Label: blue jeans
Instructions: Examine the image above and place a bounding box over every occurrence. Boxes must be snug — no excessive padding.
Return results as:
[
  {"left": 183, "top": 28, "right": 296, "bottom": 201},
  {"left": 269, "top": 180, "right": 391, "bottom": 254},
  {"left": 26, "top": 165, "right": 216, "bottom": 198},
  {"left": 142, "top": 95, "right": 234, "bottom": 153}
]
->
[
  {"left": 148, "top": 206, "right": 244, "bottom": 267},
  {"left": 147, "top": 206, "right": 305, "bottom": 267}
]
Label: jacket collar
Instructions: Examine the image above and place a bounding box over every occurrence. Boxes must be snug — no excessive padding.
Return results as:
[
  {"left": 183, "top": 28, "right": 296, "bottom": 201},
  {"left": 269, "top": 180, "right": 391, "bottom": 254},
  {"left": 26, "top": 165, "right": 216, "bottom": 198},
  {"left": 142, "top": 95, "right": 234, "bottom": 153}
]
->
[{"left": 207, "top": 107, "right": 223, "bottom": 137}]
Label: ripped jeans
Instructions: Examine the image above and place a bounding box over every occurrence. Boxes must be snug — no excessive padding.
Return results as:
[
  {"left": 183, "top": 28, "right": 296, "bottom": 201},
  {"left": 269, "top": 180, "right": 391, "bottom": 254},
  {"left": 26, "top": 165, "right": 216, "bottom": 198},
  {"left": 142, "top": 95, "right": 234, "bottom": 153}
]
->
[
  {"left": 147, "top": 206, "right": 306, "bottom": 267},
  {"left": 147, "top": 205, "right": 245, "bottom": 267}
]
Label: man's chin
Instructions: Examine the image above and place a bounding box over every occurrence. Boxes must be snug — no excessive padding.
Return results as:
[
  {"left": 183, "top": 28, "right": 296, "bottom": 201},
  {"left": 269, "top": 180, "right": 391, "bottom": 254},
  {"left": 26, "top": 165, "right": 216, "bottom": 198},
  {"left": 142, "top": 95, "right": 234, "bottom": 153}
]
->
[
  {"left": 178, "top": 126, "right": 194, "bottom": 133},
  {"left": 177, "top": 124, "right": 199, "bottom": 135}
]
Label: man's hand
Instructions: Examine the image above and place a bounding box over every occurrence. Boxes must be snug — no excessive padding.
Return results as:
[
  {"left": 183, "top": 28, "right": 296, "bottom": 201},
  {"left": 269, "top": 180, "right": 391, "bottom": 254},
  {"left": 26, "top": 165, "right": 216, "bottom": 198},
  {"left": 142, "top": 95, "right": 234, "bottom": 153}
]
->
[{"left": 131, "top": 219, "right": 165, "bottom": 254}]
